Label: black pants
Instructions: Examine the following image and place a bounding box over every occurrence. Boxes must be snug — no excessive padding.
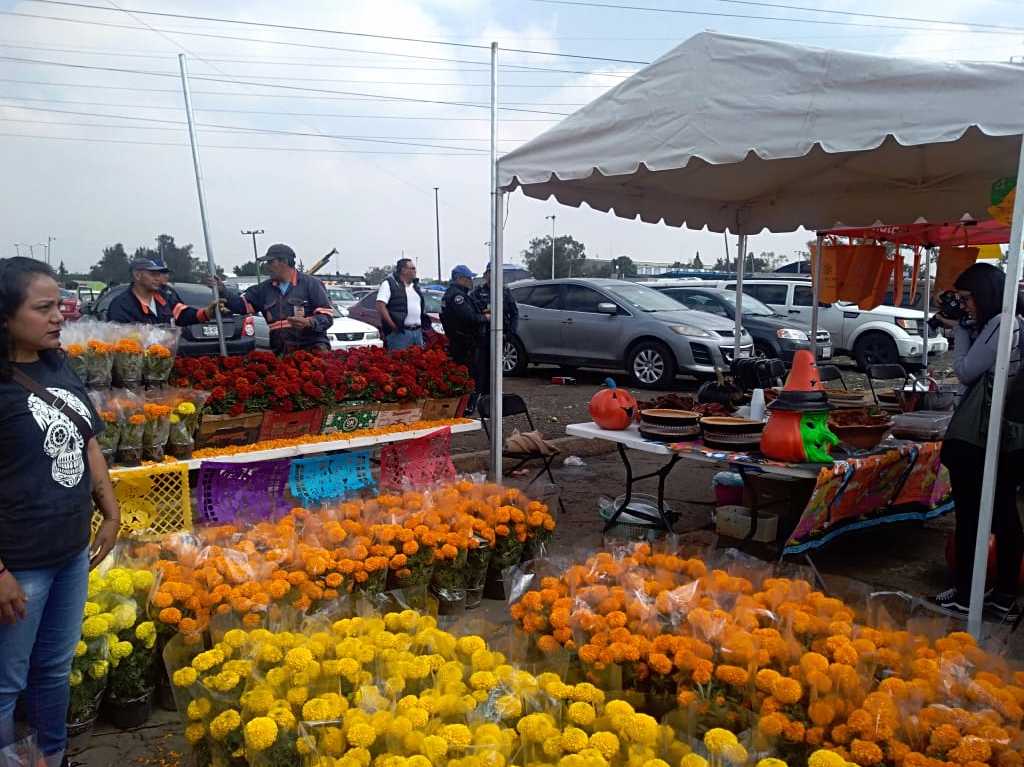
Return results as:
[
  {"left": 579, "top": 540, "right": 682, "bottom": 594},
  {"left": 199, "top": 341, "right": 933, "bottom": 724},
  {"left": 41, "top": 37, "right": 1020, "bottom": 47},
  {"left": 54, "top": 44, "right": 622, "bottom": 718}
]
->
[
  {"left": 941, "top": 438, "right": 1024, "bottom": 595},
  {"left": 474, "top": 339, "right": 490, "bottom": 396}
]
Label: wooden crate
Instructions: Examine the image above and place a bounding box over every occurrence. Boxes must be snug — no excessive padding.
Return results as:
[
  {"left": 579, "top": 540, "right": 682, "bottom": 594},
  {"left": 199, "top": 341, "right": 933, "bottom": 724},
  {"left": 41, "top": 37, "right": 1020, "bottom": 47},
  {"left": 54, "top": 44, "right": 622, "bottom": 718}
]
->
[
  {"left": 376, "top": 400, "right": 424, "bottom": 427},
  {"left": 421, "top": 396, "right": 467, "bottom": 421},
  {"left": 259, "top": 408, "right": 325, "bottom": 441},
  {"left": 195, "top": 412, "right": 264, "bottom": 449}
]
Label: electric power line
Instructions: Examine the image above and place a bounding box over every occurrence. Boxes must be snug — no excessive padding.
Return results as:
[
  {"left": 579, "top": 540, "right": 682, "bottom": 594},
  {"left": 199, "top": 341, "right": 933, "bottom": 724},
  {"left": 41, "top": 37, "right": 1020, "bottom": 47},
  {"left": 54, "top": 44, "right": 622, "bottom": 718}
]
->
[{"left": 22, "top": 0, "right": 651, "bottom": 63}]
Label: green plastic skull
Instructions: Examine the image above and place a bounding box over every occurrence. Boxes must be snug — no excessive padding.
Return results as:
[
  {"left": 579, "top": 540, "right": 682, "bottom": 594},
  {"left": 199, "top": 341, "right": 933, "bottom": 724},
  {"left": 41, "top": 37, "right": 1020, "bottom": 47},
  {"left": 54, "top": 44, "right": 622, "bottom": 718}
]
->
[{"left": 799, "top": 411, "right": 839, "bottom": 463}]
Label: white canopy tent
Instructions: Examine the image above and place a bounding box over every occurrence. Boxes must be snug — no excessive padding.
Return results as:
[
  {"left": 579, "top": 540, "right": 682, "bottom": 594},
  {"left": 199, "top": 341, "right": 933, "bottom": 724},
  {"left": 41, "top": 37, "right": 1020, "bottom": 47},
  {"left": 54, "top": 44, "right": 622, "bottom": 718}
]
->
[{"left": 493, "top": 31, "right": 1024, "bottom": 636}]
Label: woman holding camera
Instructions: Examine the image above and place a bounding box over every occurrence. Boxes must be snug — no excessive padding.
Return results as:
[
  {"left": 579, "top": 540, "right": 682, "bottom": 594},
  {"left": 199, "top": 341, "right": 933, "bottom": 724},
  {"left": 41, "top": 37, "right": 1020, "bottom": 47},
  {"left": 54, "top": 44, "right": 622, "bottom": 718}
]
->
[{"left": 934, "top": 262, "right": 1024, "bottom": 619}]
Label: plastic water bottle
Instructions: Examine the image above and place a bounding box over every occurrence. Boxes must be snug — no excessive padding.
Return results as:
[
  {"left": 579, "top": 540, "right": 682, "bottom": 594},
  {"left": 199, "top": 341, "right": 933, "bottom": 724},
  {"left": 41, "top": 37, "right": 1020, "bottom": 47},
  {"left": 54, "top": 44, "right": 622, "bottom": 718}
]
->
[{"left": 750, "top": 388, "right": 766, "bottom": 421}]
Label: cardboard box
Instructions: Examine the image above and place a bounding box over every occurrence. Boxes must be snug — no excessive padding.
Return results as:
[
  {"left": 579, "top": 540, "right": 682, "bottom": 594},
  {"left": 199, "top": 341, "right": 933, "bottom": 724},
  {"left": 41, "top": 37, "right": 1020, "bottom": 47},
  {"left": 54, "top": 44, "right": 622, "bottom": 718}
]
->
[
  {"left": 376, "top": 400, "right": 424, "bottom": 427},
  {"left": 421, "top": 396, "right": 467, "bottom": 421},
  {"left": 195, "top": 412, "right": 264, "bottom": 449},
  {"left": 715, "top": 505, "right": 778, "bottom": 543},
  {"left": 321, "top": 402, "right": 380, "bottom": 435},
  {"left": 258, "top": 408, "right": 324, "bottom": 441}
]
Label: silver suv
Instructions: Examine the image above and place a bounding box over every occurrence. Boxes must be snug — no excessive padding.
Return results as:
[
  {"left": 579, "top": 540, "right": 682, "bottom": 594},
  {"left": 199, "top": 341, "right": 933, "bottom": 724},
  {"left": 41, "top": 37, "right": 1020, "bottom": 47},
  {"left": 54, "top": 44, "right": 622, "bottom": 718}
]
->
[{"left": 505, "top": 279, "right": 753, "bottom": 388}]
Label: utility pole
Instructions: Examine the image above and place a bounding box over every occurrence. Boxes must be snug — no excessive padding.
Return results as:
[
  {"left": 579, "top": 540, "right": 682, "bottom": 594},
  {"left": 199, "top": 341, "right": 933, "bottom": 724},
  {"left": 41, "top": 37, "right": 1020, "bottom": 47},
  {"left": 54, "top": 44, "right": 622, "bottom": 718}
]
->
[
  {"left": 47, "top": 236, "right": 55, "bottom": 267},
  {"left": 241, "top": 229, "right": 264, "bottom": 275},
  {"left": 433, "top": 187, "right": 442, "bottom": 282},
  {"left": 546, "top": 214, "right": 556, "bottom": 279},
  {"left": 13, "top": 243, "right": 22, "bottom": 257}
]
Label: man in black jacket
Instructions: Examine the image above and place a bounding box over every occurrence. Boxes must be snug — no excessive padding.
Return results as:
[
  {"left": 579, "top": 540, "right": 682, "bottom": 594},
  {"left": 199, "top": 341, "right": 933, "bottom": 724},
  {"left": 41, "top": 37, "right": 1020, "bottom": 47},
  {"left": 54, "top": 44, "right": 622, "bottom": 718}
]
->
[
  {"left": 471, "top": 264, "right": 518, "bottom": 397},
  {"left": 376, "top": 258, "right": 430, "bottom": 351},
  {"left": 106, "top": 258, "right": 218, "bottom": 326}
]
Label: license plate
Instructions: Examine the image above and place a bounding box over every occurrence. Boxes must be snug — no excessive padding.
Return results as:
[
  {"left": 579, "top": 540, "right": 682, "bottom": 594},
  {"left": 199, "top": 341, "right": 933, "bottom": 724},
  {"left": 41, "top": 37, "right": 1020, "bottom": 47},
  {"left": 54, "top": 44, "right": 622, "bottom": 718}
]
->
[
  {"left": 819, "top": 346, "right": 832, "bottom": 359},
  {"left": 200, "top": 324, "right": 220, "bottom": 338}
]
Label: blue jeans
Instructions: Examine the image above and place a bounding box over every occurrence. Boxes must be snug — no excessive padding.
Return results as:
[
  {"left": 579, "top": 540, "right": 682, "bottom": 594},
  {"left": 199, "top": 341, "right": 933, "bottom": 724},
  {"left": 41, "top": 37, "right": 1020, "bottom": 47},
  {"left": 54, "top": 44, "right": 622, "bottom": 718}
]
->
[
  {"left": 0, "top": 547, "right": 89, "bottom": 762},
  {"left": 385, "top": 328, "right": 424, "bottom": 351}
]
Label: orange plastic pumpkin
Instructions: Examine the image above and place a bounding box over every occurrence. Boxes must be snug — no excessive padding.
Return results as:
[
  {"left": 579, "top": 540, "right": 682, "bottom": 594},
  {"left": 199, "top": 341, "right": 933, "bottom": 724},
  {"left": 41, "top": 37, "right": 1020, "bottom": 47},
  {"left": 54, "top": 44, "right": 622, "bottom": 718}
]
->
[
  {"left": 589, "top": 378, "right": 636, "bottom": 431},
  {"left": 760, "top": 410, "right": 807, "bottom": 462}
]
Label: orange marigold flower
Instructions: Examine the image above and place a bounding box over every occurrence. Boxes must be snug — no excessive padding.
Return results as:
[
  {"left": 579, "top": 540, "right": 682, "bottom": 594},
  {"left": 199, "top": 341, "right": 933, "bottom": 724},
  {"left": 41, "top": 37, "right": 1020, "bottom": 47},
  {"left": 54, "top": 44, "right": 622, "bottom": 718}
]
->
[
  {"left": 159, "top": 607, "right": 182, "bottom": 625},
  {"left": 772, "top": 676, "right": 803, "bottom": 705}
]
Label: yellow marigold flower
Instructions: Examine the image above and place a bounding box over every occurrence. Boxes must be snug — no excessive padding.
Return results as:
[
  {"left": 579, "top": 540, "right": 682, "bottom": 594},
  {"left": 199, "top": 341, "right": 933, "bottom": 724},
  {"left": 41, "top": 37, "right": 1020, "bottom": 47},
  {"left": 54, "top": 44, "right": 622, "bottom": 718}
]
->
[
  {"left": 135, "top": 622, "right": 156, "bottom": 642},
  {"left": 469, "top": 671, "right": 498, "bottom": 690},
  {"left": 643, "top": 760, "right": 670, "bottom": 767},
  {"left": 268, "top": 703, "right": 296, "bottom": 731},
  {"left": 83, "top": 601, "right": 100, "bottom": 618},
  {"left": 544, "top": 735, "right": 565, "bottom": 758},
  {"left": 209, "top": 709, "right": 242, "bottom": 741},
  {"left": 807, "top": 751, "right": 846, "bottom": 767},
  {"left": 756, "top": 760, "right": 788, "bottom": 767},
  {"left": 347, "top": 722, "right": 377, "bottom": 749},
  {"left": 561, "top": 727, "right": 589, "bottom": 754},
  {"left": 604, "top": 700, "right": 635, "bottom": 718},
  {"left": 110, "top": 640, "right": 133, "bottom": 660},
  {"left": 192, "top": 649, "right": 225, "bottom": 673},
  {"left": 223, "top": 629, "right": 247, "bottom": 649},
  {"left": 623, "top": 714, "right": 659, "bottom": 745},
  {"left": 703, "top": 729, "right": 738, "bottom": 755},
  {"left": 74, "top": 641, "right": 87, "bottom": 658},
  {"left": 131, "top": 569, "right": 155, "bottom": 592},
  {"left": 285, "top": 646, "right": 314, "bottom": 673},
  {"left": 108, "top": 572, "right": 133, "bottom": 596},
  {"left": 408, "top": 756, "right": 432, "bottom": 767},
  {"left": 722, "top": 743, "right": 748, "bottom": 765},
  {"left": 422, "top": 734, "right": 448, "bottom": 763},
  {"left": 185, "top": 723, "right": 206, "bottom": 745},
  {"left": 172, "top": 667, "right": 198, "bottom": 687},
  {"left": 187, "top": 698, "right": 212, "bottom": 721},
  {"left": 495, "top": 694, "right": 522, "bottom": 719},
  {"left": 589, "top": 732, "right": 620, "bottom": 760},
  {"left": 568, "top": 702, "right": 597, "bottom": 727},
  {"left": 572, "top": 683, "right": 605, "bottom": 705},
  {"left": 441, "top": 724, "right": 473, "bottom": 750},
  {"left": 81, "top": 616, "right": 108, "bottom": 639},
  {"left": 110, "top": 603, "right": 137, "bottom": 631},
  {"left": 244, "top": 716, "right": 279, "bottom": 753},
  {"left": 69, "top": 670, "right": 82, "bottom": 687},
  {"left": 456, "top": 635, "right": 486, "bottom": 656},
  {"left": 680, "top": 755, "right": 708, "bottom": 767}
]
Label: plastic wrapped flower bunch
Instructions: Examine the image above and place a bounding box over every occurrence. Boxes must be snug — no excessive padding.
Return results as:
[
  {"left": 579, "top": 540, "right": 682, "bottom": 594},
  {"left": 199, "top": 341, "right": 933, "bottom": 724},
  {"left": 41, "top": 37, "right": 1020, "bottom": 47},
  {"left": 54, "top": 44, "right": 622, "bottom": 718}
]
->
[
  {"left": 69, "top": 564, "right": 157, "bottom": 728},
  {"left": 164, "top": 609, "right": 770, "bottom": 767},
  {"left": 508, "top": 543, "right": 1024, "bottom": 766},
  {"left": 144, "top": 482, "right": 556, "bottom": 641}
]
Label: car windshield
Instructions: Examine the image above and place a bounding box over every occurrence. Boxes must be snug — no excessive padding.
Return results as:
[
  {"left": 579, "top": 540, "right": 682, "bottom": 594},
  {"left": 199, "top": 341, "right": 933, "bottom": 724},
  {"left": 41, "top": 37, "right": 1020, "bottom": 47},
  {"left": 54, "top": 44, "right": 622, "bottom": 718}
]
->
[
  {"left": 720, "top": 292, "right": 775, "bottom": 316},
  {"left": 604, "top": 283, "right": 686, "bottom": 312},
  {"left": 328, "top": 287, "right": 355, "bottom": 301}
]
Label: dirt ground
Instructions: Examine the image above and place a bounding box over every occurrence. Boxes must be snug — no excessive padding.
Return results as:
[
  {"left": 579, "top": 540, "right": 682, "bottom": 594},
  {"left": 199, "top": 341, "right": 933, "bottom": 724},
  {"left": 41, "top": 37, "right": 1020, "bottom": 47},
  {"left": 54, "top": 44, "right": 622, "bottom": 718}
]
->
[{"left": 75, "top": 350, "right": 1023, "bottom": 767}]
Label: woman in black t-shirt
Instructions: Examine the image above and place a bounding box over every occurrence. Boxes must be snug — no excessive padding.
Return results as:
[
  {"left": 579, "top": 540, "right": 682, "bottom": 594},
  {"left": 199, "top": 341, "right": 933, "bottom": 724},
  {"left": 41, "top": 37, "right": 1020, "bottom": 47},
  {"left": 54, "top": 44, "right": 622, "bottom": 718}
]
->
[{"left": 0, "top": 258, "right": 120, "bottom": 767}]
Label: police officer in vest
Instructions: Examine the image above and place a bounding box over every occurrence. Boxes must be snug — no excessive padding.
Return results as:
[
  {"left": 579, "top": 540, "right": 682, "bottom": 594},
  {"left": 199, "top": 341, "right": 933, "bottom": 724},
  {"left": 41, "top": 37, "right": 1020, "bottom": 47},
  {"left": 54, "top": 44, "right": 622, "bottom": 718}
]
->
[
  {"left": 441, "top": 264, "right": 489, "bottom": 370},
  {"left": 107, "top": 257, "right": 220, "bottom": 326},
  {"left": 470, "top": 263, "right": 518, "bottom": 396},
  {"left": 219, "top": 243, "right": 335, "bottom": 354},
  {"left": 376, "top": 257, "right": 431, "bottom": 351}
]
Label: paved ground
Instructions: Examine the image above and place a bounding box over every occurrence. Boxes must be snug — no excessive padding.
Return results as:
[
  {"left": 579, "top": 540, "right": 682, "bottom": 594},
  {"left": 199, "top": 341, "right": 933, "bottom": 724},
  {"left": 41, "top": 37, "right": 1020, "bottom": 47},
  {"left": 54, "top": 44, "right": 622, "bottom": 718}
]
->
[{"left": 76, "top": 349, "right": 1021, "bottom": 767}]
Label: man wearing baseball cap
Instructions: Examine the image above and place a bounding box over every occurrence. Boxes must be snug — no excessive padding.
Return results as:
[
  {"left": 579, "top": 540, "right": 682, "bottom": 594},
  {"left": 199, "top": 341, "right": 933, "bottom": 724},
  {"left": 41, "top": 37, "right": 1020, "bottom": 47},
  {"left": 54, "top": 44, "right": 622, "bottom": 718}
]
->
[
  {"left": 107, "top": 257, "right": 219, "bottom": 326},
  {"left": 217, "top": 243, "right": 335, "bottom": 354},
  {"left": 440, "top": 265, "right": 489, "bottom": 408}
]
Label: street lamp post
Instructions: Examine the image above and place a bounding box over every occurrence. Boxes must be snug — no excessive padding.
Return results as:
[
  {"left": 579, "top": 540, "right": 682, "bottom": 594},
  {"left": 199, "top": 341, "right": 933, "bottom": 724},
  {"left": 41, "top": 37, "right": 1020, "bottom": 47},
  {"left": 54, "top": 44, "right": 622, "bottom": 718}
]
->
[
  {"left": 546, "top": 214, "right": 556, "bottom": 279},
  {"left": 241, "top": 229, "right": 264, "bottom": 275},
  {"left": 433, "top": 187, "right": 442, "bottom": 282}
]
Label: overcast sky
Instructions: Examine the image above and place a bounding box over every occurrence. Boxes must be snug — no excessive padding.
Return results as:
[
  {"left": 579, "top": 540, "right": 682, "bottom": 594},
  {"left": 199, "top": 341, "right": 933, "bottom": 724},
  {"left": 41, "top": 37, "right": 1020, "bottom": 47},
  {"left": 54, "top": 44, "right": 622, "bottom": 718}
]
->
[{"left": 0, "top": 0, "right": 1020, "bottom": 279}]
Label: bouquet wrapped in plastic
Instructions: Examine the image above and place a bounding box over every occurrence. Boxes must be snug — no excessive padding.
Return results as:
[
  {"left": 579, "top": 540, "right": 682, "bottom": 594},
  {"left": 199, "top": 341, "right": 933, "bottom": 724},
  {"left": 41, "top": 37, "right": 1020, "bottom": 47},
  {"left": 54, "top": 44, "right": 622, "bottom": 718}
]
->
[
  {"left": 88, "top": 390, "right": 122, "bottom": 467},
  {"left": 144, "top": 325, "right": 180, "bottom": 387},
  {"left": 143, "top": 399, "right": 173, "bottom": 462},
  {"left": 115, "top": 390, "right": 146, "bottom": 466},
  {"left": 80, "top": 322, "right": 115, "bottom": 389},
  {"left": 112, "top": 329, "right": 145, "bottom": 389},
  {"left": 63, "top": 321, "right": 89, "bottom": 383}
]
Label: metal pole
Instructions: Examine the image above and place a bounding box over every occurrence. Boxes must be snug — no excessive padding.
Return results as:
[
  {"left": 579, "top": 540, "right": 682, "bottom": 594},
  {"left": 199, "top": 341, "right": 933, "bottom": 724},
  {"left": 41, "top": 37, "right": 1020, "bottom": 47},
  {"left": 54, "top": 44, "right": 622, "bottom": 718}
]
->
[
  {"left": 810, "top": 233, "right": 824, "bottom": 359},
  {"left": 13, "top": 244, "right": 20, "bottom": 257},
  {"left": 734, "top": 233, "right": 747, "bottom": 358},
  {"left": 47, "top": 236, "right": 54, "bottom": 268},
  {"left": 433, "top": 187, "right": 442, "bottom": 282},
  {"left": 921, "top": 247, "right": 932, "bottom": 369},
  {"left": 488, "top": 41, "right": 503, "bottom": 481},
  {"left": 179, "top": 54, "right": 227, "bottom": 357},
  {"left": 242, "top": 229, "right": 263, "bottom": 274},
  {"left": 547, "top": 214, "right": 556, "bottom": 279},
  {"left": 967, "top": 138, "right": 1024, "bottom": 637}
]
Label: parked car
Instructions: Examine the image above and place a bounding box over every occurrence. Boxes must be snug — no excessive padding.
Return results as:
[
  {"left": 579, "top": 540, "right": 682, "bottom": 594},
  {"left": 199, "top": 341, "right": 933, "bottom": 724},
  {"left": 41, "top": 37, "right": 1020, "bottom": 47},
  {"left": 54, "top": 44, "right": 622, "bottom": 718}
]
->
[
  {"left": 347, "top": 288, "right": 445, "bottom": 335},
  {"left": 505, "top": 278, "right": 753, "bottom": 388},
  {"left": 89, "top": 282, "right": 257, "bottom": 357},
  {"left": 325, "top": 285, "right": 359, "bottom": 316},
  {"left": 650, "top": 284, "right": 832, "bottom": 363},
  {"left": 345, "top": 285, "right": 376, "bottom": 300},
  {"left": 250, "top": 307, "right": 381, "bottom": 352},
  {"left": 59, "top": 289, "right": 83, "bottom": 322},
  {"left": 687, "top": 275, "right": 947, "bottom": 369}
]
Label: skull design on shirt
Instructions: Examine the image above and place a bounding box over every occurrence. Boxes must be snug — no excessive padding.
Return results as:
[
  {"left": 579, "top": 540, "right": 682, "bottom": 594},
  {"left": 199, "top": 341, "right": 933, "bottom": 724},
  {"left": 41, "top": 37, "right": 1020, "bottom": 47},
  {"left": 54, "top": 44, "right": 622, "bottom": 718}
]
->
[{"left": 27, "top": 388, "right": 92, "bottom": 488}]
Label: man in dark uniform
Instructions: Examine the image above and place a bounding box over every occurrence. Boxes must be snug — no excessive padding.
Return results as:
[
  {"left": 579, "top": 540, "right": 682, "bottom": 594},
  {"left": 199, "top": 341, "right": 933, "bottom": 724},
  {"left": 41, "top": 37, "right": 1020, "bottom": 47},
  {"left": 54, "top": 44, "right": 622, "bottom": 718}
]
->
[
  {"left": 471, "top": 263, "right": 518, "bottom": 397},
  {"left": 107, "top": 257, "right": 218, "bottom": 325},
  {"left": 218, "top": 243, "right": 335, "bottom": 354},
  {"left": 441, "top": 265, "right": 489, "bottom": 412}
]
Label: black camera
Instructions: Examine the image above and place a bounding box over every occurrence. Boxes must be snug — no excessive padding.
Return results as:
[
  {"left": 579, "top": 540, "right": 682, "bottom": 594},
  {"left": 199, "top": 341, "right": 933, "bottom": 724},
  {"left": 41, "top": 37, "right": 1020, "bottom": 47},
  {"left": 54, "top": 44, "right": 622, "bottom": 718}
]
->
[{"left": 927, "top": 290, "right": 967, "bottom": 331}]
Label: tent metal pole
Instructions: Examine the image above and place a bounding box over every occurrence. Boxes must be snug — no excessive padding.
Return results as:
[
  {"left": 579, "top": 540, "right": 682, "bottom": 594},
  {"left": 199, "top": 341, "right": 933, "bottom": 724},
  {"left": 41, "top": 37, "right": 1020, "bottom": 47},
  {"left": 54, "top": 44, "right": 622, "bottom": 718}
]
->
[
  {"left": 810, "top": 234, "right": 824, "bottom": 359},
  {"left": 734, "top": 232, "right": 746, "bottom": 358},
  {"left": 488, "top": 41, "right": 503, "bottom": 481},
  {"left": 921, "top": 248, "right": 932, "bottom": 369},
  {"left": 967, "top": 137, "right": 1024, "bottom": 637},
  {"left": 178, "top": 53, "right": 227, "bottom": 357}
]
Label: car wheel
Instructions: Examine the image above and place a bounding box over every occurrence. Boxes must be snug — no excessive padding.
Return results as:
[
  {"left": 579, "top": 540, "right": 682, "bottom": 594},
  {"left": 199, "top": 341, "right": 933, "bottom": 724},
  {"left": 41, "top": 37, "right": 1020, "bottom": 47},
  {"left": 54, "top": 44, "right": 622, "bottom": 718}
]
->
[
  {"left": 853, "top": 331, "right": 899, "bottom": 370},
  {"left": 503, "top": 336, "right": 528, "bottom": 376},
  {"left": 628, "top": 341, "right": 677, "bottom": 389}
]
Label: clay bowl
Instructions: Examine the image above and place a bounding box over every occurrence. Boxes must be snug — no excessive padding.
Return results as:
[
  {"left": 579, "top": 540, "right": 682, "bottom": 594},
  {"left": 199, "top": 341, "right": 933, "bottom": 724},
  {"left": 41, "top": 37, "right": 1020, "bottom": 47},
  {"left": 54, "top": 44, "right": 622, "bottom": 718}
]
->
[
  {"left": 639, "top": 409, "right": 701, "bottom": 428},
  {"left": 699, "top": 416, "right": 765, "bottom": 450},
  {"left": 829, "top": 420, "right": 892, "bottom": 450}
]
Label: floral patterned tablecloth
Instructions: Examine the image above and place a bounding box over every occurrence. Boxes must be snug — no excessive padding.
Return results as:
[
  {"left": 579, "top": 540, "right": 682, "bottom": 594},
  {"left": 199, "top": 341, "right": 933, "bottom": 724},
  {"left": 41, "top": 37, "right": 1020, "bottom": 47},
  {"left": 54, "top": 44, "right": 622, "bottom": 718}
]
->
[{"left": 672, "top": 440, "right": 952, "bottom": 555}]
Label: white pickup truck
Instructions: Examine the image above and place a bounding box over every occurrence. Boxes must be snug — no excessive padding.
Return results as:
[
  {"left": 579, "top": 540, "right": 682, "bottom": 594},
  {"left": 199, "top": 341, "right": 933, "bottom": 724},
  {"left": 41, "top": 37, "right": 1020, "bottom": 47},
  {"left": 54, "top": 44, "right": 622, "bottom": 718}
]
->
[{"left": 690, "top": 276, "right": 947, "bottom": 369}]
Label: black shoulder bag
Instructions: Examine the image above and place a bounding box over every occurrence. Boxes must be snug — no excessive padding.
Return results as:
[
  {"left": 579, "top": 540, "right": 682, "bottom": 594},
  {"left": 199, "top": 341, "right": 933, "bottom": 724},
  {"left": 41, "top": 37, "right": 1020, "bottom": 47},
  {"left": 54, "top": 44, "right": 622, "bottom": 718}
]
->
[{"left": 10, "top": 368, "right": 95, "bottom": 442}]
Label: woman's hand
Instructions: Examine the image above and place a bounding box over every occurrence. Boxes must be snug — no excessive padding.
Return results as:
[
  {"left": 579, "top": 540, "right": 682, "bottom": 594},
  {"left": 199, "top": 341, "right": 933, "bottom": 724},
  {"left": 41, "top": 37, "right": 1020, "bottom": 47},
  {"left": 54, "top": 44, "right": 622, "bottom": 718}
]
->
[
  {"left": 935, "top": 315, "right": 958, "bottom": 330},
  {"left": 0, "top": 570, "right": 27, "bottom": 624},
  {"left": 89, "top": 518, "right": 119, "bottom": 570}
]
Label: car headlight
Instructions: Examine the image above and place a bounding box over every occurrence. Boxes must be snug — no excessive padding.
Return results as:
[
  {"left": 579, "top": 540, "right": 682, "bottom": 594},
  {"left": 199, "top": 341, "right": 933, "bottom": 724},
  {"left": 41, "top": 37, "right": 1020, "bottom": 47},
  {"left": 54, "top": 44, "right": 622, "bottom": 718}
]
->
[
  {"left": 670, "top": 324, "right": 712, "bottom": 338},
  {"left": 776, "top": 328, "right": 809, "bottom": 341},
  {"left": 895, "top": 318, "right": 920, "bottom": 333},
  {"left": 365, "top": 331, "right": 379, "bottom": 341}
]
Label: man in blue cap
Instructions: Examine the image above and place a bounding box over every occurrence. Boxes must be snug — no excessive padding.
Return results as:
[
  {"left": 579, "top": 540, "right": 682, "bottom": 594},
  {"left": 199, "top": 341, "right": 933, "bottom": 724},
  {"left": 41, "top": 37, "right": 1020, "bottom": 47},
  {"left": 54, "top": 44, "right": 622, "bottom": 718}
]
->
[
  {"left": 107, "top": 257, "right": 219, "bottom": 326},
  {"left": 440, "top": 265, "right": 489, "bottom": 407}
]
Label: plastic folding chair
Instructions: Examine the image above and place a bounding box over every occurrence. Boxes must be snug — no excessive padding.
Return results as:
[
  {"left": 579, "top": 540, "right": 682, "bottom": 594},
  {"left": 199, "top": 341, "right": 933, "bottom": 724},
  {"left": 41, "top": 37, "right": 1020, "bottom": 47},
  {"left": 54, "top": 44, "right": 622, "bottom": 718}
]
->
[
  {"left": 479, "top": 393, "right": 567, "bottom": 514},
  {"left": 867, "top": 363, "right": 909, "bottom": 405},
  {"left": 817, "top": 364, "right": 847, "bottom": 390}
]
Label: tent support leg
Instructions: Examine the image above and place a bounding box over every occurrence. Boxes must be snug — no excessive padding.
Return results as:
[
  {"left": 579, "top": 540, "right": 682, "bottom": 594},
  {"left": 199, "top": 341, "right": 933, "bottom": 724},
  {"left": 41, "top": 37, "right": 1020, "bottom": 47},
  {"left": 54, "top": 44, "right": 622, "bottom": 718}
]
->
[
  {"left": 811, "top": 233, "right": 824, "bottom": 359},
  {"left": 922, "top": 248, "right": 932, "bottom": 369},
  {"left": 488, "top": 41, "right": 503, "bottom": 482},
  {"left": 734, "top": 224, "right": 747, "bottom": 359},
  {"left": 967, "top": 137, "right": 1024, "bottom": 637}
]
